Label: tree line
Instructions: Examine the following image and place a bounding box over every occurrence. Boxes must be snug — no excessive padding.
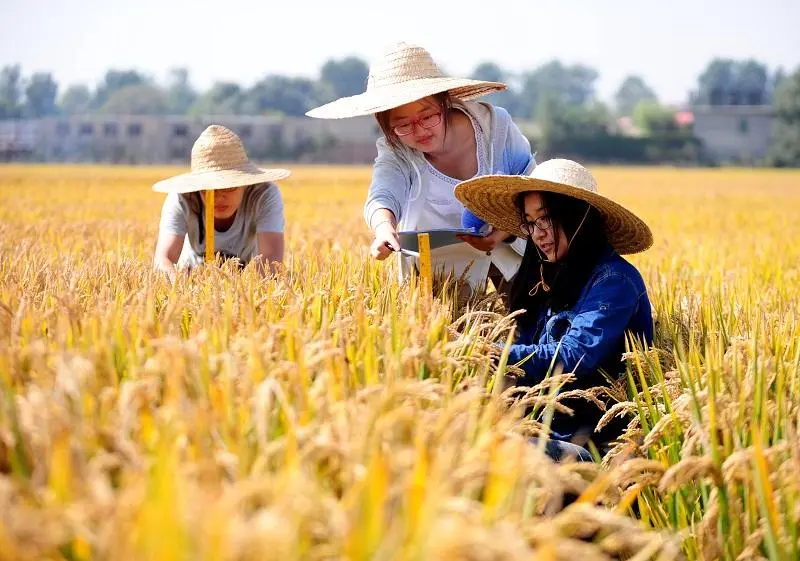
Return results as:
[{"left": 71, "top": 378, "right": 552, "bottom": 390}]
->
[{"left": 1, "top": 56, "right": 798, "bottom": 166}]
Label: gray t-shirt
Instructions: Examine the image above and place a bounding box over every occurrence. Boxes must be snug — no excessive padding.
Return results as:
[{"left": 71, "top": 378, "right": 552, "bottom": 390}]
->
[{"left": 158, "top": 182, "right": 284, "bottom": 266}]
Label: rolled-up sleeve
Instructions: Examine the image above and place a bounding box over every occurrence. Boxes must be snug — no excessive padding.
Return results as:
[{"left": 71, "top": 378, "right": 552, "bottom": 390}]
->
[
  {"left": 363, "top": 138, "right": 411, "bottom": 228},
  {"left": 499, "top": 108, "right": 536, "bottom": 175},
  {"left": 159, "top": 192, "right": 188, "bottom": 236},
  {"left": 255, "top": 184, "right": 285, "bottom": 233}
]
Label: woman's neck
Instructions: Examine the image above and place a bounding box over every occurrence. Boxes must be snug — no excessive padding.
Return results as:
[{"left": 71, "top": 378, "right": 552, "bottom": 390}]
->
[
  {"left": 425, "top": 111, "right": 478, "bottom": 180},
  {"left": 215, "top": 211, "right": 237, "bottom": 232}
]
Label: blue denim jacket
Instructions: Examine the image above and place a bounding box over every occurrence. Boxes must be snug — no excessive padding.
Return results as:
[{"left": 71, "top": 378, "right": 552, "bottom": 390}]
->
[{"left": 506, "top": 245, "right": 653, "bottom": 442}]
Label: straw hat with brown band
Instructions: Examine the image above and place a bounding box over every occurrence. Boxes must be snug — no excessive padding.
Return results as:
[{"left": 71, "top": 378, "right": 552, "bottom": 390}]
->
[
  {"left": 454, "top": 159, "right": 653, "bottom": 255},
  {"left": 305, "top": 42, "right": 507, "bottom": 120},
  {"left": 152, "top": 125, "right": 290, "bottom": 193}
]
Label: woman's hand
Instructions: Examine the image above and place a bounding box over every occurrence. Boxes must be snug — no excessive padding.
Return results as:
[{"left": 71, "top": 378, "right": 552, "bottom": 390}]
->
[
  {"left": 156, "top": 262, "right": 177, "bottom": 283},
  {"left": 255, "top": 231, "right": 285, "bottom": 276},
  {"left": 457, "top": 229, "right": 511, "bottom": 253},
  {"left": 370, "top": 220, "right": 401, "bottom": 260},
  {"left": 153, "top": 232, "right": 184, "bottom": 282}
]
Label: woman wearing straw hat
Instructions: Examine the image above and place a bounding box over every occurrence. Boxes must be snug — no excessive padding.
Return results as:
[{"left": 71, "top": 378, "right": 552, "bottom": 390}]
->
[
  {"left": 306, "top": 42, "right": 534, "bottom": 297},
  {"left": 455, "top": 159, "right": 654, "bottom": 459},
  {"left": 152, "top": 125, "right": 291, "bottom": 280}
]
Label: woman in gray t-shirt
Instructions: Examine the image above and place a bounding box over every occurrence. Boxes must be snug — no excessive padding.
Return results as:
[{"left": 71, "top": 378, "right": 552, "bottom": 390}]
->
[{"left": 152, "top": 125, "right": 291, "bottom": 280}]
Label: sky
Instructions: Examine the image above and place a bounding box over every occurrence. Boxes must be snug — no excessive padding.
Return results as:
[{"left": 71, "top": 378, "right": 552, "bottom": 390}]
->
[{"left": 2, "top": 0, "right": 799, "bottom": 106}]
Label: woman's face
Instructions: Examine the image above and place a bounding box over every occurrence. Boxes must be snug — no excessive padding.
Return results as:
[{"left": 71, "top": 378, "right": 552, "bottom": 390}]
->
[
  {"left": 388, "top": 97, "right": 445, "bottom": 153},
  {"left": 523, "top": 192, "right": 569, "bottom": 262},
  {"left": 201, "top": 187, "right": 245, "bottom": 219}
]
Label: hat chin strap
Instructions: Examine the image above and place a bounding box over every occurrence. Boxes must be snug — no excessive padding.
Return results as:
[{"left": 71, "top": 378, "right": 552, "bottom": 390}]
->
[
  {"left": 528, "top": 203, "right": 591, "bottom": 297},
  {"left": 528, "top": 262, "right": 551, "bottom": 296},
  {"left": 567, "top": 204, "right": 592, "bottom": 251}
]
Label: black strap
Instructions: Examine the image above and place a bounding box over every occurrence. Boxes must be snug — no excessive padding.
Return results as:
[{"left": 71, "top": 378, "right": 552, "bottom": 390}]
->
[{"left": 197, "top": 198, "right": 205, "bottom": 246}]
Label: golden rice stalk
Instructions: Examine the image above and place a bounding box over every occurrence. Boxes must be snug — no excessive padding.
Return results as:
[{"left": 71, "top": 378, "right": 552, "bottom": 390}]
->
[{"left": 658, "top": 456, "right": 723, "bottom": 492}]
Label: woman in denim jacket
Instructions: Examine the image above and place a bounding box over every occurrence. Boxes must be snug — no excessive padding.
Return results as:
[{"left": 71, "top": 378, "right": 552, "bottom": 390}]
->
[
  {"left": 306, "top": 42, "right": 534, "bottom": 297},
  {"left": 456, "top": 159, "right": 654, "bottom": 459}
]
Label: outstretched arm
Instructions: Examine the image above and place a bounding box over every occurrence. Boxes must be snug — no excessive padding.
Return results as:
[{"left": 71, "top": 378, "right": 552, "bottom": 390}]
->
[
  {"left": 154, "top": 193, "right": 189, "bottom": 281},
  {"left": 153, "top": 232, "right": 184, "bottom": 282},
  {"left": 364, "top": 138, "right": 409, "bottom": 260},
  {"left": 254, "top": 231, "right": 284, "bottom": 276}
]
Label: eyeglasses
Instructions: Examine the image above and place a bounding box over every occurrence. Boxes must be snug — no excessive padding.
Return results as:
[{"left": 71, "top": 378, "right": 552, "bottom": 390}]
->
[
  {"left": 520, "top": 215, "right": 553, "bottom": 236},
  {"left": 393, "top": 112, "right": 442, "bottom": 136}
]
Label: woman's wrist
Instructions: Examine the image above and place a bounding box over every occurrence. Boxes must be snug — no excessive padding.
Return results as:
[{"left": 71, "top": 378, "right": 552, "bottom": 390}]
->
[{"left": 372, "top": 218, "right": 395, "bottom": 233}]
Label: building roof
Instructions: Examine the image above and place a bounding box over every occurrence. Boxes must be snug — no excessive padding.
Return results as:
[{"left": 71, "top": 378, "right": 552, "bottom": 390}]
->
[{"left": 690, "top": 105, "right": 774, "bottom": 116}]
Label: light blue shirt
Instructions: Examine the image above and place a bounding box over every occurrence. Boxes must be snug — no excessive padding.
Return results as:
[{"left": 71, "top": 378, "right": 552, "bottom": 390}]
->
[{"left": 363, "top": 101, "right": 535, "bottom": 230}]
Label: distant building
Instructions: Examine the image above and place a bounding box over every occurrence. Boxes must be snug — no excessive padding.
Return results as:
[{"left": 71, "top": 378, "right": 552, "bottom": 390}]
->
[
  {"left": 690, "top": 105, "right": 775, "bottom": 164},
  {"left": 0, "top": 114, "right": 380, "bottom": 165},
  {"left": 0, "top": 120, "right": 39, "bottom": 161}
]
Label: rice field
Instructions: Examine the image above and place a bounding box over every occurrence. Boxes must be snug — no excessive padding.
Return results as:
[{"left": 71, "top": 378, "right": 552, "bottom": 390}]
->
[{"left": 1, "top": 164, "right": 799, "bottom": 561}]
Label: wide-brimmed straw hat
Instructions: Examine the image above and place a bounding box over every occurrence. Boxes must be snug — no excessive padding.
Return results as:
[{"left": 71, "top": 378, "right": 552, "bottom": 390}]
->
[
  {"left": 454, "top": 159, "right": 653, "bottom": 254},
  {"left": 152, "top": 125, "right": 290, "bottom": 193},
  {"left": 305, "top": 42, "right": 507, "bottom": 120}
]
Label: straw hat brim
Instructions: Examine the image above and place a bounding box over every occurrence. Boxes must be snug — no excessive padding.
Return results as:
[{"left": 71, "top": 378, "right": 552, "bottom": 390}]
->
[
  {"left": 305, "top": 77, "right": 506, "bottom": 119},
  {"left": 454, "top": 175, "right": 653, "bottom": 255},
  {"left": 152, "top": 163, "right": 291, "bottom": 194}
]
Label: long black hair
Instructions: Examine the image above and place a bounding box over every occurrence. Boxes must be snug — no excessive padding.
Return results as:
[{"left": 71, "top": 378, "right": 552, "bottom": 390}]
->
[{"left": 508, "top": 191, "right": 609, "bottom": 331}]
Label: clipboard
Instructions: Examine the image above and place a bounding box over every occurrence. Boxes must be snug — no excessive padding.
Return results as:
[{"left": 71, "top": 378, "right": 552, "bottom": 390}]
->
[{"left": 397, "top": 228, "right": 485, "bottom": 253}]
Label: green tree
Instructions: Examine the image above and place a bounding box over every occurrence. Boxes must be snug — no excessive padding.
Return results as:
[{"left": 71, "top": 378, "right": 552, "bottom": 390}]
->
[
  {"left": 471, "top": 62, "right": 520, "bottom": 115},
  {"left": 60, "top": 85, "right": 92, "bottom": 115},
  {"left": 98, "top": 84, "right": 168, "bottom": 115},
  {"left": 633, "top": 101, "right": 678, "bottom": 135},
  {"left": 189, "top": 82, "right": 244, "bottom": 115},
  {"left": 242, "top": 75, "right": 329, "bottom": 116},
  {"left": 92, "top": 70, "right": 147, "bottom": 109},
  {"left": 770, "top": 67, "right": 787, "bottom": 102},
  {"left": 471, "top": 61, "right": 505, "bottom": 84},
  {"left": 167, "top": 68, "right": 197, "bottom": 114},
  {"left": 0, "top": 65, "right": 23, "bottom": 119},
  {"left": 23, "top": 72, "right": 59, "bottom": 117},
  {"left": 736, "top": 60, "right": 769, "bottom": 104},
  {"left": 614, "top": 75, "right": 657, "bottom": 116},
  {"left": 693, "top": 58, "right": 736, "bottom": 105},
  {"left": 537, "top": 93, "right": 610, "bottom": 148},
  {"left": 520, "top": 61, "right": 598, "bottom": 119},
  {"left": 693, "top": 58, "right": 769, "bottom": 105},
  {"left": 320, "top": 56, "right": 368, "bottom": 99},
  {"left": 766, "top": 67, "right": 800, "bottom": 167}
]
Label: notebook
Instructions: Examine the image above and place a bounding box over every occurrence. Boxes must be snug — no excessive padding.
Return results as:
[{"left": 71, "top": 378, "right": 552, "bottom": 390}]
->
[{"left": 397, "top": 228, "right": 486, "bottom": 253}]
